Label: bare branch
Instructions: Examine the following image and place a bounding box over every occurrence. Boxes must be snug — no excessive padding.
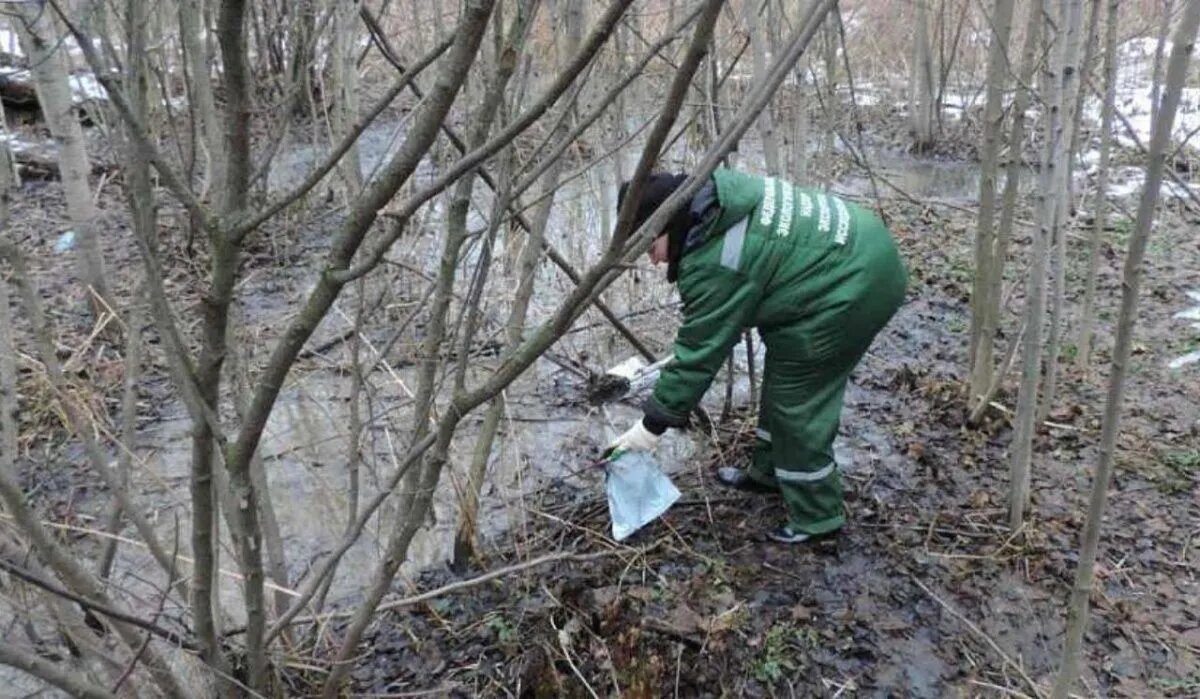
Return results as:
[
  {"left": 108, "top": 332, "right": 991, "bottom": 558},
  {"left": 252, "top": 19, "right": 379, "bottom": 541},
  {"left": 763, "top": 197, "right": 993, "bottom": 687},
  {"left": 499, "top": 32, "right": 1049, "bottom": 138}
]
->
[
  {"left": 46, "top": 0, "right": 217, "bottom": 234},
  {"left": 332, "top": 0, "right": 639, "bottom": 282},
  {"left": 0, "top": 556, "right": 197, "bottom": 651},
  {"left": 231, "top": 34, "right": 456, "bottom": 240},
  {"left": 0, "top": 642, "right": 120, "bottom": 699}
]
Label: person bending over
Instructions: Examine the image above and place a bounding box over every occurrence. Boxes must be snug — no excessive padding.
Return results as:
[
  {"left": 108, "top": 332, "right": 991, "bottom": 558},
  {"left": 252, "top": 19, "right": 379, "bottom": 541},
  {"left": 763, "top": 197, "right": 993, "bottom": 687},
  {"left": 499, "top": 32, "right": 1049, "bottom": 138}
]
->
[{"left": 607, "top": 169, "right": 907, "bottom": 544}]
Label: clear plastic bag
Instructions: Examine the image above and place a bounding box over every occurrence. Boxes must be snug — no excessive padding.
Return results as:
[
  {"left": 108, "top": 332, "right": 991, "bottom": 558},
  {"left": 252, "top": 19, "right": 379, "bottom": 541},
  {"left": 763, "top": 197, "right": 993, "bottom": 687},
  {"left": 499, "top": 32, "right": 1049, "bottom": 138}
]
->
[{"left": 604, "top": 451, "right": 681, "bottom": 541}]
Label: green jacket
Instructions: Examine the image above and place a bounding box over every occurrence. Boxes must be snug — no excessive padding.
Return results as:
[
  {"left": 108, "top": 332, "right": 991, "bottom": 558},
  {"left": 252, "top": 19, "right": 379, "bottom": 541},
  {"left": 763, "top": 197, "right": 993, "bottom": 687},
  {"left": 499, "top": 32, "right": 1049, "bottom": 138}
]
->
[{"left": 645, "top": 169, "right": 906, "bottom": 426}]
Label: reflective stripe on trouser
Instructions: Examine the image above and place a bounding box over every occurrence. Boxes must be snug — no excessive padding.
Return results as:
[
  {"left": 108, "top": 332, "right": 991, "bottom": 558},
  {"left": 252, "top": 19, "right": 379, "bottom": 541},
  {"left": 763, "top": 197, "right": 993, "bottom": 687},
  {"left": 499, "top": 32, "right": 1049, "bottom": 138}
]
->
[{"left": 747, "top": 264, "right": 905, "bottom": 534}]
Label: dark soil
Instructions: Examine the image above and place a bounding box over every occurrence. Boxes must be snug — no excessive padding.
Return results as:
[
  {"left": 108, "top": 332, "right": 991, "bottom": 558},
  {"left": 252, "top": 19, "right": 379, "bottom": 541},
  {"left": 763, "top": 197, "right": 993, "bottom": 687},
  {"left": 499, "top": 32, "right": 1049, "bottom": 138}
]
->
[
  {"left": 9, "top": 102, "right": 1198, "bottom": 697},
  {"left": 323, "top": 190, "right": 1200, "bottom": 698}
]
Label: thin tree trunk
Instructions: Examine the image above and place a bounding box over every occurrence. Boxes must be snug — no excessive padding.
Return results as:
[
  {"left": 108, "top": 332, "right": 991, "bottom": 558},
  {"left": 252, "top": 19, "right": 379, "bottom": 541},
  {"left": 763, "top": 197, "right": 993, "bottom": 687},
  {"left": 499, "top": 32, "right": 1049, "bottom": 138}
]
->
[
  {"left": 451, "top": 4, "right": 544, "bottom": 570},
  {"left": 969, "top": 0, "right": 1017, "bottom": 404},
  {"left": 1009, "top": 0, "right": 1078, "bottom": 530},
  {"left": 453, "top": 168, "right": 552, "bottom": 567},
  {"left": 970, "top": 0, "right": 1044, "bottom": 423},
  {"left": 821, "top": 12, "right": 837, "bottom": 178},
  {"left": 97, "top": 300, "right": 142, "bottom": 579},
  {"left": 1051, "top": 5, "right": 1200, "bottom": 694},
  {"left": 15, "top": 7, "right": 112, "bottom": 317},
  {"left": 317, "top": 5, "right": 501, "bottom": 691},
  {"left": 1066, "top": 0, "right": 1103, "bottom": 207},
  {"left": 1040, "top": 0, "right": 1087, "bottom": 423},
  {"left": 211, "top": 0, "right": 267, "bottom": 688},
  {"left": 910, "top": 0, "right": 936, "bottom": 152},
  {"left": 1076, "top": 0, "right": 1121, "bottom": 369},
  {"left": 1149, "top": 0, "right": 1174, "bottom": 127},
  {"left": 179, "top": 0, "right": 224, "bottom": 197},
  {"left": 332, "top": 0, "right": 364, "bottom": 195},
  {"left": 746, "top": 0, "right": 781, "bottom": 174}
]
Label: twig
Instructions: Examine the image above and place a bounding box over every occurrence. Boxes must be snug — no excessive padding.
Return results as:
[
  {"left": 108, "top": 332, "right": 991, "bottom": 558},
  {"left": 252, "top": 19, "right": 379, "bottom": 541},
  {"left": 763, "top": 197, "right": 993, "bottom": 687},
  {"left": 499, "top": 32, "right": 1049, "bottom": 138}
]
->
[
  {"left": 0, "top": 556, "right": 197, "bottom": 651},
  {"left": 240, "top": 550, "right": 617, "bottom": 632},
  {"left": 552, "top": 615, "right": 601, "bottom": 699},
  {"left": 910, "top": 575, "right": 1045, "bottom": 698},
  {"left": 0, "top": 513, "right": 300, "bottom": 597}
]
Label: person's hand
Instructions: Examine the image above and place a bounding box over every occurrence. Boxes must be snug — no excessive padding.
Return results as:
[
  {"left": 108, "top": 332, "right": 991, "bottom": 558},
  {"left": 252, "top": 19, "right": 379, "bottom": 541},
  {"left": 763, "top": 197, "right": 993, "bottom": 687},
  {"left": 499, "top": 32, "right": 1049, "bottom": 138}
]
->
[{"left": 605, "top": 420, "right": 660, "bottom": 459}]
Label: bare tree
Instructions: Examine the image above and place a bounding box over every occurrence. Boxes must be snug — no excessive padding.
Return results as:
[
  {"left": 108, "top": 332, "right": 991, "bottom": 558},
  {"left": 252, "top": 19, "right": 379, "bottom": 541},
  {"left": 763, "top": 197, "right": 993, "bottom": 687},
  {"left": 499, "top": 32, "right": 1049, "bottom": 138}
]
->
[
  {"left": 1051, "top": 3, "right": 1200, "bottom": 694},
  {"left": 1009, "top": 0, "right": 1085, "bottom": 529},
  {"left": 13, "top": 5, "right": 111, "bottom": 317},
  {"left": 1039, "top": 0, "right": 1090, "bottom": 422},
  {"left": 968, "top": 0, "right": 1046, "bottom": 424},
  {"left": 1076, "top": 0, "right": 1122, "bottom": 369},
  {"left": 0, "top": 0, "right": 838, "bottom": 692},
  {"left": 910, "top": 0, "right": 937, "bottom": 152},
  {"left": 746, "top": 0, "right": 781, "bottom": 174},
  {"left": 969, "top": 0, "right": 1017, "bottom": 406},
  {"left": 1149, "top": 0, "right": 1176, "bottom": 127}
]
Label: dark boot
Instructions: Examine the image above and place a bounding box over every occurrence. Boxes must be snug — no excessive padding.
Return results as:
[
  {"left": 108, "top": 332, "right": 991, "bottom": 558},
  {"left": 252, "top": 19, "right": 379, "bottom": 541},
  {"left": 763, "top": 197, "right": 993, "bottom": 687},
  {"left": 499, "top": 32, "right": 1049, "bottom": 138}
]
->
[{"left": 716, "top": 466, "right": 777, "bottom": 493}]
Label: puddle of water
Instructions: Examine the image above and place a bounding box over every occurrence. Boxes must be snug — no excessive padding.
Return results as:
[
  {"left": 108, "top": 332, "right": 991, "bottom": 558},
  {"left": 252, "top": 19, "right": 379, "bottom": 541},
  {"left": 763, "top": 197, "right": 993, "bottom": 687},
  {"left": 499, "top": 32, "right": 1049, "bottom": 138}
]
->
[
  {"left": 90, "top": 124, "right": 1008, "bottom": 625},
  {"left": 838, "top": 150, "right": 1034, "bottom": 204}
]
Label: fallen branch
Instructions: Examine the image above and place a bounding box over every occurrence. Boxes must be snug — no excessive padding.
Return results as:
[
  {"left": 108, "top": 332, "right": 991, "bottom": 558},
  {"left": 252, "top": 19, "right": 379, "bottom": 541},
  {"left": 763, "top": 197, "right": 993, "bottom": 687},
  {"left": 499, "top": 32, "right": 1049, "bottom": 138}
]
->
[
  {"left": 231, "top": 550, "right": 619, "bottom": 635},
  {"left": 910, "top": 574, "right": 1044, "bottom": 699}
]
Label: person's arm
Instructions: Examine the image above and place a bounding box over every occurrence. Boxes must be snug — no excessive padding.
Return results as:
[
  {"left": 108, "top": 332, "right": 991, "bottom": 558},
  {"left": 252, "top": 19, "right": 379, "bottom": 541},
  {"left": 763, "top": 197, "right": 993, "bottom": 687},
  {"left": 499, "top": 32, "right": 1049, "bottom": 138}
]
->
[{"left": 643, "top": 262, "right": 760, "bottom": 431}]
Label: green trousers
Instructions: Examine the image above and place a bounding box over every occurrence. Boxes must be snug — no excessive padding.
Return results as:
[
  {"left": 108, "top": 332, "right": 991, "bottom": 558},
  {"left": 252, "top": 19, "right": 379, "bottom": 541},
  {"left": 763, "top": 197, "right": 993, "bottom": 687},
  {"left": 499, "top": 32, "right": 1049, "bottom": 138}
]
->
[{"left": 747, "top": 278, "right": 905, "bottom": 534}]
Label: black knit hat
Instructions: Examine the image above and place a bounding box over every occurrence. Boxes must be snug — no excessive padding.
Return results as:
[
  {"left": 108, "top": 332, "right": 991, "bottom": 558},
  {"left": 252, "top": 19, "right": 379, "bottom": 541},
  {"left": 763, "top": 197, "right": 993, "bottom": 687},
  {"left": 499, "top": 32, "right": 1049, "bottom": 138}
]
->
[{"left": 617, "top": 172, "right": 692, "bottom": 282}]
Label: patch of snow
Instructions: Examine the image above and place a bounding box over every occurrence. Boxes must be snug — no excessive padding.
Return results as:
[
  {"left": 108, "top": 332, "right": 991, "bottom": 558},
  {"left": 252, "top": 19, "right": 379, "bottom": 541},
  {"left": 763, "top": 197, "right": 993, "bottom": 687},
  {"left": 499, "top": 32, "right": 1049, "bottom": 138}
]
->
[
  {"left": 1106, "top": 166, "right": 1147, "bottom": 198},
  {"left": 54, "top": 231, "right": 76, "bottom": 253},
  {"left": 0, "top": 27, "right": 23, "bottom": 58},
  {"left": 1169, "top": 350, "right": 1200, "bottom": 370},
  {"left": 1104, "top": 166, "right": 1200, "bottom": 201},
  {"left": 68, "top": 72, "right": 107, "bottom": 103},
  {"left": 1171, "top": 291, "right": 1200, "bottom": 369}
]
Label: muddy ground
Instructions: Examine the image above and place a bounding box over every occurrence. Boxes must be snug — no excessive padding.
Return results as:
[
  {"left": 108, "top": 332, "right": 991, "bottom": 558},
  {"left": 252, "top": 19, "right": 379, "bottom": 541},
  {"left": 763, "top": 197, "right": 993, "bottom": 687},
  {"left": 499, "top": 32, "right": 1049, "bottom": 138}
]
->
[
  {"left": 331, "top": 184, "right": 1200, "bottom": 696},
  {"left": 5, "top": 95, "right": 1199, "bottom": 697}
]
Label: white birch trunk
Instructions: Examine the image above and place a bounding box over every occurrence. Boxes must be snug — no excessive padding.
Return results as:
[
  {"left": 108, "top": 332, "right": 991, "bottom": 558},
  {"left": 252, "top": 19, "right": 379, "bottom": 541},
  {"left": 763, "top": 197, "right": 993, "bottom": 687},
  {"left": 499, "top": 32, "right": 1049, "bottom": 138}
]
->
[{"left": 15, "top": 8, "right": 111, "bottom": 316}]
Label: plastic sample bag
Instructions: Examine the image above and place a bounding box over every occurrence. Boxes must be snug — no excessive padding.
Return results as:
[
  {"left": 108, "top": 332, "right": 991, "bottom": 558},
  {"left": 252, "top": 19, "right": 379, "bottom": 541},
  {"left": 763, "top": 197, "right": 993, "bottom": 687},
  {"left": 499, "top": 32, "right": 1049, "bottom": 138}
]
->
[{"left": 604, "top": 451, "right": 681, "bottom": 541}]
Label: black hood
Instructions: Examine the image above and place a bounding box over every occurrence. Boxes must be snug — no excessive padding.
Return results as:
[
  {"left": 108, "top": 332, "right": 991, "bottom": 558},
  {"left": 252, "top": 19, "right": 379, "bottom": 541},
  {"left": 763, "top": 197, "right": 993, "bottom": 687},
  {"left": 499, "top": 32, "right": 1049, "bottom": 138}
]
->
[{"left": 617, "top": 172, "right": 692, "bottom": 283}]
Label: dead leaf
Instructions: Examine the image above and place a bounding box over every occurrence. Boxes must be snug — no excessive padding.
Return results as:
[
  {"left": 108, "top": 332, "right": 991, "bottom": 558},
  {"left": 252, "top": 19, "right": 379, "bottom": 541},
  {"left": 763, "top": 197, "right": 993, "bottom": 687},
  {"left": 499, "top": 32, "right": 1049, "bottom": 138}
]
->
[{"left": 1180, "top": 627, "right": 1200, "bottom": 648}]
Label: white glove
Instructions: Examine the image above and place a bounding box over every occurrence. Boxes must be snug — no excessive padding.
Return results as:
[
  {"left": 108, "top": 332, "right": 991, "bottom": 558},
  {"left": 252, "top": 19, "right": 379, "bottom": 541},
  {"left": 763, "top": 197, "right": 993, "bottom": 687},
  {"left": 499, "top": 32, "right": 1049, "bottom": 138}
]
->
[{"left": 607, "top": 420, "right": 660, "bottom": 456}]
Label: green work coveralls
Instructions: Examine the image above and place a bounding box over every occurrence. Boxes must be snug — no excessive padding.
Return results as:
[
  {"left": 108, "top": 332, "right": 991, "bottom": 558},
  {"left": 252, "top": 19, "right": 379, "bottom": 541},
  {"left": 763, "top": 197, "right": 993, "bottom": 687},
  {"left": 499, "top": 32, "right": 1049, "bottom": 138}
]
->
[{"left": 645, "top": 169, "right": 907, "bottom": 535}]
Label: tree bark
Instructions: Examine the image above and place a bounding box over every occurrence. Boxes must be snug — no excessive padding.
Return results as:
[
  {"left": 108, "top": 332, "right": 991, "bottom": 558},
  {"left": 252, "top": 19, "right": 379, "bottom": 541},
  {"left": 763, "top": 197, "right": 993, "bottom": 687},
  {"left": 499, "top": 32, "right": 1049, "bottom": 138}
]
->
[
  {"left": 1039, "top": 0, "right": 1087, "bottom": 424},
  {"left": 969, "top": 0, "right": 1044, "bottom": 423},
  {"left": 1051, "top": 4, "right": 1200, "bottom": 694},
  {"left": 746, "top": 0, "right": 781, "bottom": 174},
  {"left": 1009, "top": 0, "right": 1079, "bottom": 529},
  {"left": 179, "top": 0, "right": 224, "bottom": 196},
  {"left": 1149, "top": 0, "right": 1175, "bottom": 128},
  {"left": 1076, "top": 0, "right": 1121, "bottom": 369},
  {"left": 14, "top": 6, "right": 112, "bottom": 317},
  {"left": 910, "top": 0, "right": 937, "bottom": 152},
  {"left": 969, "top": 0, "right": 1017, "bottom": 404}
]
